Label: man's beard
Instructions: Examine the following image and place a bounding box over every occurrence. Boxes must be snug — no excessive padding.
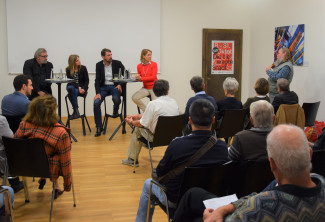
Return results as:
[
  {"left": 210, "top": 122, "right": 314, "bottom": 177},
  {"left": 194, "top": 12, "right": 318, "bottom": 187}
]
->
[
  {"left": 274, "top": 58, "right": 283, "bottom": 67},
  {"left": 41, "top": 60, "right": 48, "bottom": 64}
]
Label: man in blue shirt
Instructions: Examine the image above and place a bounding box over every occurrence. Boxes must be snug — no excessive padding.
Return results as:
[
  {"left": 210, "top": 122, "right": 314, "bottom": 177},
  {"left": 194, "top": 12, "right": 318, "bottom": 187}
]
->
[
  {"left": 1, "top": 75, "right": 33, "bottom": 116},
  {"left": 185, "top": 76, "right": 217, "bottom": 123}
]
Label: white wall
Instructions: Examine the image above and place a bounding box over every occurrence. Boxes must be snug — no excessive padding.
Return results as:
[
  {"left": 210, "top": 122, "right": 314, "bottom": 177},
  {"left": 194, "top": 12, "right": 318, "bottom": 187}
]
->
[{"left": 1, "top": 0, "right": 325, "bottom": 121}]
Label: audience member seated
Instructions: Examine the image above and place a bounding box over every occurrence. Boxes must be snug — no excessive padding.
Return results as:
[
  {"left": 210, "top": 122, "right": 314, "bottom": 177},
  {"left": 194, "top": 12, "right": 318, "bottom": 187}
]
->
[
  {"left": 1, "top": 75, "right": 32, "bottom": 118},
  {"left": 122, "top": 80, "right": 179, "bottom": 167},
  {"left": 216, "top": 77, "right": 242, "bottom": 120},
  {"left": 23, "top": 48, "right": 53, "bottom": 100},
  {"left": 134, "top": 99, "right": 228, "bottom": 222},
  {"left": 309, "top": 127, "right": 325, "bottom": 151},
  {"left": 184, "top": 76, "right": 217, "bottom": 124},
  {"left": 65, "top": 54, "right": 89, "bottom": 119},
  {"left": 228, "top": 100, "right": 274, "bottom": 161},
  {"left": 0, "top": 115, "right": 24, "bottom": 193},
  {"left": 272, "top": 78, "right": 298, "bottom": 113},
  {"left": 172, "top": 124, "right": 325, "bottom": 222},
  {"left": 15, "top": 95, "right": 72, "bottom": 199},
  {"left": 132, "top": 49, "right": 158, "bottom": 112},
  {"left": 243, "top": 78, "right": 270, "bottom": 111}
]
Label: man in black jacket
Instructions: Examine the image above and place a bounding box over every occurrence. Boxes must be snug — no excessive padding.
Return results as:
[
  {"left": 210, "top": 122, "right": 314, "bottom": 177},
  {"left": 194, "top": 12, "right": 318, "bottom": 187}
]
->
[
  {"left": 23, "top": 48, "right": 53, "bottom": 100},
  {"left": 134, "top": 99, "right": 228, "bottom": 222},
  {"left": 272, "top": 78, "right": 299, "bottom": 113},
  {"left": 93, "top": 48, "right": 125, "bottom": 137}
]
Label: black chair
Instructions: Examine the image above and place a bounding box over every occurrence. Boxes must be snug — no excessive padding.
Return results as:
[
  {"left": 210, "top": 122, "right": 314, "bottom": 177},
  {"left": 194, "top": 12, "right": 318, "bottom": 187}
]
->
[
  {"left": 227, "top": 160, "right": 274, "bottom": 198},
  {"left": 2, "top": 137, "right": 76, "bottom": 222},
  {"left": 137, "top": 114, "right": 186, "bottom": 173},
  {"left": 4, "top": 115, "right": 24, "bottom": 134},
  {"left": 0, "top": 186, "right": 14, "bottom": 222},
  {"left": 147, "top": 163, "right": 229, "bottom": 222},
  {"left": 302, "top": 101, "right": 321, "bottom": 136},
  {"left": 311, "top": 150, "right": 325, "bottom": 178},
  {"left": 102, "top": 96, "right": 124, "bottom": 135},
  {"left": 137, "top": 95, "right": 152, "bottom": 114},
  {"left": 216, "top": 109, "right": 248, "bottom": 143},
  {"left": 65, "top": 92, "right": 91, "bottom": 136}
]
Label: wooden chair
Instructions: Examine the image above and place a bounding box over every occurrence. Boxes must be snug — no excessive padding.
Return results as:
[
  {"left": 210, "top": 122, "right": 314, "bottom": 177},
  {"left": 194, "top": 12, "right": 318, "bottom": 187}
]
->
[
  {"left": 302, "top": 101, "right": 321, "bottom": 136},
  {"left": 311, "top": 150, "right": 325, "bottom": 178},
  {"left": 2, "top": 137, "right": 76, "bottom": 222},
  {"left": 65, "top": 91, "right": 91, "bottom": 136},
  {"left": 147, "top": 163, "right": 229, "bottom": 222},
  {"left": 137, "top": 114, "right": 185, "bottom": 173}
]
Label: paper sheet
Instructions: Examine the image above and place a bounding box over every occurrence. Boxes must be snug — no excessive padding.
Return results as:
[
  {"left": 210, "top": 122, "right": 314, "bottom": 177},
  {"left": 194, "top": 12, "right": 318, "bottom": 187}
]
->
[{"left": 203, "top": 194, "right": 238, "bottom": 210}]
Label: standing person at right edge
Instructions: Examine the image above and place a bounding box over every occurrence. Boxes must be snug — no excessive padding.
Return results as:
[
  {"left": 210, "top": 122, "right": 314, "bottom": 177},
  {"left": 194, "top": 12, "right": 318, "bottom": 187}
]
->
[
  {"left": 265, "top": 47, "right": 294, "bottom": 103},
  {"left": 132, "top": 49, "right": 158, "bottom": 112}
]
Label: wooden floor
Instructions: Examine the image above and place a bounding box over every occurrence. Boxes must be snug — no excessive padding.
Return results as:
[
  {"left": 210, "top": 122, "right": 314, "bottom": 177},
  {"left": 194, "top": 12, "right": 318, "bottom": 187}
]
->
[{"left": 12, "top": 117, "right": 168, "bottom": 222}]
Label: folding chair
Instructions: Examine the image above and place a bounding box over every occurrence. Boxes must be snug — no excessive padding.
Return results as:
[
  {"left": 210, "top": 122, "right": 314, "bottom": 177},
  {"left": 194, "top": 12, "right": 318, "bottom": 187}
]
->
[
  {"left": 137, "top": 114, "right": 185, "bottom": 173},
  {"left": 65, "top": 92, "right": 91, "bottom": 136},
  {"left": 147, "top": 163, "right": 230, "bottom": 222},
  {"left": 2, "top": 137, "right": 76, "bottom": 222},
  {"left": 302, "top": 101, "right": 321, "bottom": 137}
]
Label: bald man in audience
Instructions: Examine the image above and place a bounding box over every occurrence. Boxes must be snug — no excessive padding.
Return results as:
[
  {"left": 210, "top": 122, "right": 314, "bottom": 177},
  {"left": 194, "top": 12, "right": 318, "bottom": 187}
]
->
[
  {"left": 272, "top": 78, "right": 298, "bottom": 113},
  {"left": 172, "top": 124, "right": 325, "bottom": 222},
  {"left": 228, "top": 100, "right": 274, "bottom": 161}
]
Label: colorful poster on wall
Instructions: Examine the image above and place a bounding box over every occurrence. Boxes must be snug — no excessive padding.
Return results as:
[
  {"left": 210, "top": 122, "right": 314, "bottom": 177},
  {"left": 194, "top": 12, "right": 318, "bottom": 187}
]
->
[
  {"left": 211, "top": 40, "right": 234, "bottom": 74},
  {"left": 274, "top": 24, "right": 304, "bottom": 66}
]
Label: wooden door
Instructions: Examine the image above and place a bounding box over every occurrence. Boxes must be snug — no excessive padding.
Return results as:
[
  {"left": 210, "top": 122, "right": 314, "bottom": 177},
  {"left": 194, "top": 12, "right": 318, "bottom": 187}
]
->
[{"left": 202, "top": 29, "right": 243, "bottom": 101}]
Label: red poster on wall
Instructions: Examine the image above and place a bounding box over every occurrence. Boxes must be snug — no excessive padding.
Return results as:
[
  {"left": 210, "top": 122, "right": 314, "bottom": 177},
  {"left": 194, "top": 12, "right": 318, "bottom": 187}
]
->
[{"left": 211, "top": 40, "right": 234, "bottom": 74}]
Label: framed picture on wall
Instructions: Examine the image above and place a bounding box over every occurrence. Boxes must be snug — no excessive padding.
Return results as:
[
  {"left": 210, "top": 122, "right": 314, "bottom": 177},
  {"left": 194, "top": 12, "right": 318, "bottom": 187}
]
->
[
  {"left": 274, "top": 24, "right": 304, "bottom": 66},
  {"left": 211, "top": 40, "right": 235, "bottom": 74}
]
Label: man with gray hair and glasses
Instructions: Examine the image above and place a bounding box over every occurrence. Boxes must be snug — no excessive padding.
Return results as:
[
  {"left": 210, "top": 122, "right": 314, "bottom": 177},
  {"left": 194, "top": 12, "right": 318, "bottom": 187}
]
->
[
  {"left": 228, "top": 100, "right": 274, "bottom": 161},
  {"left": 23, "top": 48, "right": 53, "bottom": 100},
  {"left": 172, "top": 124, "right": 325, "bottom": 222}
]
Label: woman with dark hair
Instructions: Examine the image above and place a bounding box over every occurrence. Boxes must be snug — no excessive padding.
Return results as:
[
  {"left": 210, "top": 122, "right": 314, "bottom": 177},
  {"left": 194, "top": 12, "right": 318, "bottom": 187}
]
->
[
  {"left": 243, "top": 78, "right": 270, "bottom": 111},
  {"left": 15, "top": 95, "right": 72, "bottom": 198},
  {"left": 66, "top": 54, "right": 89, "bottom": 119},
  {"left": 132, "top": 49, "right": 158, "bottom": 112}
]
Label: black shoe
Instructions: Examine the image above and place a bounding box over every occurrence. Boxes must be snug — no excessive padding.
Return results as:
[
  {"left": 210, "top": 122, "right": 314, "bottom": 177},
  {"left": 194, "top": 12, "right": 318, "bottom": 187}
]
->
[
  {"left": 95, "top": 128, "right": 103, "bottom": 137},
  {"left": 111, "top": 112, "right": 119, "bottom": 118},
  {"left": 38, "top": 179, "right": 46, "bottom": 190},
  {"left": 12, "top": 181, "right": 24, "bottom": 193},
  {"left": 54, "top": 189, "right": 64, "bottom": 199},
  {"left": 72, "top": 109, "right": 80, "bottom": 119}
]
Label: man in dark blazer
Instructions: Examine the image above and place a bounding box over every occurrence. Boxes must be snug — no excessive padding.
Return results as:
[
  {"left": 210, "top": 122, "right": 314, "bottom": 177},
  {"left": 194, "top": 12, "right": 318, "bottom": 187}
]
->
[
  {"left": 23, "top": 48, "right": 53, "bottom": 100},
  {"left": 272, "top": 78, "right": 299, "bottom": 113},
  {"left": 93, "top": 48, "right": 125, "bottom": 137}
]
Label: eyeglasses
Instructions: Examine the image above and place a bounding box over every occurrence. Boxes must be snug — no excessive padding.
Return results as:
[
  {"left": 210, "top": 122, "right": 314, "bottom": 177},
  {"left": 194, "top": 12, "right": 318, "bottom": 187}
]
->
[{"left": 39, "top": 55, "right": 48, "bottom": 58}]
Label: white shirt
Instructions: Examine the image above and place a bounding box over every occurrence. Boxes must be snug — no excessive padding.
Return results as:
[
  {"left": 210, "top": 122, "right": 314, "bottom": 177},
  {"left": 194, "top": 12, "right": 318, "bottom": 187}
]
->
[
  {"left": 140, "top": 96, "right": 179, "bottom": 134},
  {"left": 104, "top": 62, "right": 113, "bottom": 85}
]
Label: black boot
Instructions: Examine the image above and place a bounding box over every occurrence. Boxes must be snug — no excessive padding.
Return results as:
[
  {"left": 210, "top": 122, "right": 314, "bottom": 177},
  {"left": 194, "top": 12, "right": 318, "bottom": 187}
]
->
[
  {"left": 95, "top": 128, "right": 103, "bottom": 137},
  {"left": 72, "top": 109, "right": 80, "bottom": 119}
]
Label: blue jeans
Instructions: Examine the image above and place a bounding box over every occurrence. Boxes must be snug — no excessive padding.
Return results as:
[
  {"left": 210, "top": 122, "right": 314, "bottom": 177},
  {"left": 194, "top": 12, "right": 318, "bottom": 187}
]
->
[
  {"left": 136, "top": 178, "right": 167, "bottom": 222},
  {"left": 0, "top": 186, "right": 14, "bottom": 214},
  {"left": 93, "top": 85, "right": 121, "bottom": 129},
  {"left": 66, "top": 85, "right": 80, "bottom": 109}
]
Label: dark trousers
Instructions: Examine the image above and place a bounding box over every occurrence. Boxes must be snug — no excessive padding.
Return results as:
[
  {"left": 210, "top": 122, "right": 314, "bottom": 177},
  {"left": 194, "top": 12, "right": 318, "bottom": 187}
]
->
[{"left": 173, "top": 187, "right": 217, "bottom": 222}]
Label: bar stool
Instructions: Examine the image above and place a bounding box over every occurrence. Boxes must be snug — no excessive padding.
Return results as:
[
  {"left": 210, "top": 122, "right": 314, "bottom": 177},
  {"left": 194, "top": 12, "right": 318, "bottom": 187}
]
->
[
  {"left": 137, "top": 95, "right": 152, "bottom": 114},
  {"left": 65, "top": 92, "right": 91, "bottom": 136},
  {"left": 102, "top": 96, "right": 124, "bottom": 135}
]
